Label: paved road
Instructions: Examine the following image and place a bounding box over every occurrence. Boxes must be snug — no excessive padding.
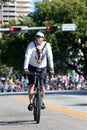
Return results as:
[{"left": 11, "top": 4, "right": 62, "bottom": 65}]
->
[{"left": 0, "top": 91, "right": 87, "bottom": 130}]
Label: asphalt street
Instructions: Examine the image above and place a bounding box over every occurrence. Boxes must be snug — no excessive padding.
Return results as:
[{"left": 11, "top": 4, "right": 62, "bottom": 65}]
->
[{"left": 0, "top": 90, "right": 87, "bottom": 130}]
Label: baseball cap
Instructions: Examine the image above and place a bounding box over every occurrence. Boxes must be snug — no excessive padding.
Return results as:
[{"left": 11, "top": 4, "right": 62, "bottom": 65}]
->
[{"left": 35, "top": 31, "right": 45, "bottom": 38}]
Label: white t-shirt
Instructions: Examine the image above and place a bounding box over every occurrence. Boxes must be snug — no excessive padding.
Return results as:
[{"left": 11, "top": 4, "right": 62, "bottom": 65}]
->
[{"left": 24, "top": 41, "right": 54, "bottom": 69}]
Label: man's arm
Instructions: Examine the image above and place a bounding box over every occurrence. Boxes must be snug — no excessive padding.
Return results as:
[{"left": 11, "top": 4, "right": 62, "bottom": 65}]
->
[
  {"left": 46, "top": 43, "right": 54, "bottom": 73},
  {"left": 24, "top": 42, "right": 33, "bottom": 70}
]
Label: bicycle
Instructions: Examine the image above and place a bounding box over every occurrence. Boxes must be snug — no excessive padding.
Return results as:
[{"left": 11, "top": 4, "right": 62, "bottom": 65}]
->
[
  {"left": 29, "top": 72, "right": 47, "bottom": 124},
  {"left": 26, "top": 70, "right": 53, "bottom": 124}
]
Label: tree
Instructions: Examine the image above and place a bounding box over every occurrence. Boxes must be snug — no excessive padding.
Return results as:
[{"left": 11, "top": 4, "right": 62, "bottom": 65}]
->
[{"left": 33, "top": 0, "right": 87, "bottom": 78}]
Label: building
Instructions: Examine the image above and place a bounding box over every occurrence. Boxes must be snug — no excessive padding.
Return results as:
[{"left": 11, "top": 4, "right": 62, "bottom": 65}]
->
[{"left": 0, "top": 0, "right": 32, "bottom": 26}]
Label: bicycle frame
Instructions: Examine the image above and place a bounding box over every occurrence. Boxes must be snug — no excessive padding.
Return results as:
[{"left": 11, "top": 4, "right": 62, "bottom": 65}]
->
[{"left": 32, "top": 72, "right": 44, "bottom": 124}]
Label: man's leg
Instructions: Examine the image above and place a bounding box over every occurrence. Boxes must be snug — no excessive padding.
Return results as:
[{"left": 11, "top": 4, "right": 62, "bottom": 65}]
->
[
  {"left": 29, "top": 84, "right": 35, "bottom": 103},
  {"left": 41, "top": 85, "right": 45, "bottom": 109},
  {"left": 40, "top": 85, "right": 45, "bottom": 102},
  {"left": 28, "top": 84, "right": 35, "bottom": 111}
]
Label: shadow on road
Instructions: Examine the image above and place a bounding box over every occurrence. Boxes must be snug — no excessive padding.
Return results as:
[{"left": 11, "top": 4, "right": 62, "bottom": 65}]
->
[
  {"left": 0, "top": 119, "right": 36, "bottom": 126},
  {"left": 68, "top": 103, "right": 87, "bottom": 106}
]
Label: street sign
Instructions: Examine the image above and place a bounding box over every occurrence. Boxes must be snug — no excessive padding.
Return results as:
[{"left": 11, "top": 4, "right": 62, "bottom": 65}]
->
[{"left": 62, "top": 24, "right": 77, "bottom": 31}]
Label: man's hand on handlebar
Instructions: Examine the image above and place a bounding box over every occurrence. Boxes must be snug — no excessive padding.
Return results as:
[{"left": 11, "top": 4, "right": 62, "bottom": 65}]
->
[
  {"left": 24, "top": 69, "right": 29, "bottom": 76},
  {"left": 49, "top": 68, "right": 54, "bottom": 73},
  {"left": 49, "top": 68, "right": 54, "bottom": 80}
]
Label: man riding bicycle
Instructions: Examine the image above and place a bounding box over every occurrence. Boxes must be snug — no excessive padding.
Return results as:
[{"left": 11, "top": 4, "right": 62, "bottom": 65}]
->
[{"left": 24, "top": 31, "right": 54, "bottom": 111}]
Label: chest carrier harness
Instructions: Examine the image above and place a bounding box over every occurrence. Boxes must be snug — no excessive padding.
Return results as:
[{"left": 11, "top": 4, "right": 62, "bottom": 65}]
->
[{"left": 34, "top": 41, "right": 47, "bottom": 64}]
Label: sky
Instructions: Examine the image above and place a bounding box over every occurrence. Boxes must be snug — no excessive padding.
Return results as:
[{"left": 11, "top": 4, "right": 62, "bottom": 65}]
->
[{"left": 32, "top": 0, "right": 42, "bottom": 11}]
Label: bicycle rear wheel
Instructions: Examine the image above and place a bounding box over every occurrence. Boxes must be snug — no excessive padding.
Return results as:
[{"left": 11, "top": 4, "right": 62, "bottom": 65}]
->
[{"left": 36, "top": 90, "right": 41, "bottom": 123}]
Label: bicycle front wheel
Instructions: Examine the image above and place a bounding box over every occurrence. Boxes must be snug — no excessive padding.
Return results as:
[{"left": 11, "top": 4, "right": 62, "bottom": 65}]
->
[
  {"left": 36, "top": 90, "right": 41, "bottom": 123},
  {"left": 33, "top": 97, "right": 37, "bottom": 121}
]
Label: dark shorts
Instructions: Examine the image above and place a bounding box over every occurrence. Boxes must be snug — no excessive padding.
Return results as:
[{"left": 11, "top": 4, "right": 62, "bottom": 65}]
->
[{"left": 28, "top": 64, "right": 47, "bottom": 85}]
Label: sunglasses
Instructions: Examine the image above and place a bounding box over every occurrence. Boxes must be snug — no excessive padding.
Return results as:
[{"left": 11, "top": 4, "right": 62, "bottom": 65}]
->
[{"left": 35, "top": 35, "right": 43, "bottom": 38}]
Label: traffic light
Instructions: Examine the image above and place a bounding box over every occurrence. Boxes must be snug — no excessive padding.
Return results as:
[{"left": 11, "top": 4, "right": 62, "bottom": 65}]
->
[
  {"left": 46, "top": 25, "right": 53, "bottom": 30},
  {"left": 46, "top": 25, "right": 58, "bottom": 30},
  {"left": 10, "top": 26, "right": 21, "bottom": 33}
]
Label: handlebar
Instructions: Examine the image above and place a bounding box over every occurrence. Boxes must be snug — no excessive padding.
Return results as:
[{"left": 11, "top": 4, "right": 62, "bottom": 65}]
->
[{"left": 24, "top": 70, "right": 54, "bottom": 80}]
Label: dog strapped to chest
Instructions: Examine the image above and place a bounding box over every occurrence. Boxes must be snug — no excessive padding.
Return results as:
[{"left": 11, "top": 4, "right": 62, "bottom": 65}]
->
[{"left": 34, "top": 41, "right": 47, "bottom": 64}]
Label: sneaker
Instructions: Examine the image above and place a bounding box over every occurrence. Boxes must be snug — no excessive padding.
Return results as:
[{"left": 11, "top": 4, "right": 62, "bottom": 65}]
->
[
  {"left": 27, "top": 103, "right": 33, "bottom": 111},
  {"left": 41, "top": 102, "right": 45, "bottom": 109}
]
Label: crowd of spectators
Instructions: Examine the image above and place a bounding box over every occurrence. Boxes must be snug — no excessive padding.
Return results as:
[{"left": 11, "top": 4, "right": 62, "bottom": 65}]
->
[
  {"left": 46, "top": 73, "right": 87, "bottom": 91},
  {"left": 0, "top": 72, "right": 29, "bottom": 93},
  {"left": 0, "top": 72, "right": 87, "bottom": 93}
]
